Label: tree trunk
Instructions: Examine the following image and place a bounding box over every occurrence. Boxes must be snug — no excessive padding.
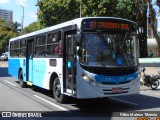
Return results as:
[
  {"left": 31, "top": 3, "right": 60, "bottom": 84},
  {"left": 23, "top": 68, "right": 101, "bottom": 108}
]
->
[
  {"left": 132, "top": 0, "right": 148, "bottom": 57},
  {"left": 147, "top": 0, "right": 160, "bottom": 56}
]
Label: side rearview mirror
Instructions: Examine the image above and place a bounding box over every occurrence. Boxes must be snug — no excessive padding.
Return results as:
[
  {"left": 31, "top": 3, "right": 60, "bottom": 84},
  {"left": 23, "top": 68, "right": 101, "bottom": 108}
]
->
[
  {"left": 76, "top": 32, "right": 81, "bottom": 44},
  {"left": 77, "top": 48, "right": 82, "bottom": 57}
]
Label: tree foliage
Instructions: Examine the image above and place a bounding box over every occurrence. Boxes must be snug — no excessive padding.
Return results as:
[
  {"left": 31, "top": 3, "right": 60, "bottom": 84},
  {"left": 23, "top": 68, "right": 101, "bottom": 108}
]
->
[
  {"left": 0, "top": 19, "right": 17, "bottom": 53},
  {"left": 37, "top": 0, "right": 133, "bottom": 27},
  {"left": 37, "top": 0, "right": 79, "bottom": 27},
  {"left": 24, "top": 22, "right": 44, "bottom": 33}
]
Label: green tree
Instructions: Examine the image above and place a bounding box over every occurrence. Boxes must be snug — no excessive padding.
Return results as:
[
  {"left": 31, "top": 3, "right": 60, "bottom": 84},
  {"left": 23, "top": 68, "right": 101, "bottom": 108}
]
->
[
  {"left": 37, "top": 0, "right": 133, "bottom": 27},
  {"left": 131, "top": 0, "right": 160, "bottom": 57},
  {"left": 37, "top": 0, "right": 79, "bottom": 27},
  {"left": 24, "top": 22, "right": 44, "bottom": 33},
  {"left": 0, "top": 19, "right": 17, "bottom": 53}
]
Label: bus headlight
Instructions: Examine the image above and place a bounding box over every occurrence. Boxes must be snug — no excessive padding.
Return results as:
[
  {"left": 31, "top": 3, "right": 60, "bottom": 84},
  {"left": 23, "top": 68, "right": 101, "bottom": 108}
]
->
[
  {"left": 81, "top": 73, "right": 99, "bottom": 86},
  {"left": 81, "top": 73, "right": 90, "bottom": 81}
]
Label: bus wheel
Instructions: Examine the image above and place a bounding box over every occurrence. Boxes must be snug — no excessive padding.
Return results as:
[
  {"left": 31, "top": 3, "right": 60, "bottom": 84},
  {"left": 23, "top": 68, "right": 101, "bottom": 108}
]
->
[
  {"left": 19, "top": 71, "right": 26, "bottom": 88},
  {"left": 53, "top": 77, "right": 67, "bottom": 103}
]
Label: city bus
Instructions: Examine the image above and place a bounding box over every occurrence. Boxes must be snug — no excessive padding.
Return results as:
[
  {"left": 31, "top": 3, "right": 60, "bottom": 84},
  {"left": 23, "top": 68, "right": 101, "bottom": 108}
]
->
[{"left": 8, "top": 17, "right": 140, "bottom": 103}]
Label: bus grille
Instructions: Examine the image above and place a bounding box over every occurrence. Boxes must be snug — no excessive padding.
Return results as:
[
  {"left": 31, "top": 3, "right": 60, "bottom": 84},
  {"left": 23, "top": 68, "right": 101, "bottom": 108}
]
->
[
  {"left": 100, "top": 80, "right": 131, "bottom": 85},
  {"left": 103, "top": 87, "right": 129, "bottom": 95}
]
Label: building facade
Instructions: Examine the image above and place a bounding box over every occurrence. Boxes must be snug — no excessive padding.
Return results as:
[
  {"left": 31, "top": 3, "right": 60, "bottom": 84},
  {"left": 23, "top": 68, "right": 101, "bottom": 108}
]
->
[
  {"left": 147, "top": 17, "right": 158, "bottom": 57},
  {"left": 0, "top": 9, "right": 13, "bottom": 22}
]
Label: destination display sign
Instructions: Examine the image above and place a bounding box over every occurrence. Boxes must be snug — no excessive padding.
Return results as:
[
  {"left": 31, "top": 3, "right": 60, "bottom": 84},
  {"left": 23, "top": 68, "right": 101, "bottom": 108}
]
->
[{"left": 81, "top": 18, "right": 136, "bottom": 32}]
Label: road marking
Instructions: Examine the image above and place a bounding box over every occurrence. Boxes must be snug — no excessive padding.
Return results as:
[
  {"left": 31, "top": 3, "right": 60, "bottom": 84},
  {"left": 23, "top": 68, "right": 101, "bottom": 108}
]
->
[
  {"left": 33, "top": 95, "right": 70, "bottom": 112},
  {"left": 4, "top": 80, "right": 17, "bottom": 87},
  {"left": 111, "top": 97, "right": 138, "bottom": 106}
]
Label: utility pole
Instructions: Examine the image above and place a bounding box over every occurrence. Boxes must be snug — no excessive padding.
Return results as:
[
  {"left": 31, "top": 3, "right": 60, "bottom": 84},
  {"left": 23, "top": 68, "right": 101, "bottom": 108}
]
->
[
  {"left": 21, "top": 6, "right": 24, "bottom": 34},
  {"left": 80, "top": 2, "right": 82, "bottom": 18}
]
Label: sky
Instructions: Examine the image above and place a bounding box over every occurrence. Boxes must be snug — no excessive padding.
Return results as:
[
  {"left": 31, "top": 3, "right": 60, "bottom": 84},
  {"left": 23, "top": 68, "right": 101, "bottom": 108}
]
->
[{"left": 0, "top": 0, "right": 37, "bottom": 27}]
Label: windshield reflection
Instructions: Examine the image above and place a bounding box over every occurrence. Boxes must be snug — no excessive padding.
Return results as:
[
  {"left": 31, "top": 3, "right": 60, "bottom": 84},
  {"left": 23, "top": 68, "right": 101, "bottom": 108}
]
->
[{"left": 79, "top": 32, "right": 138, "bottom": 67}]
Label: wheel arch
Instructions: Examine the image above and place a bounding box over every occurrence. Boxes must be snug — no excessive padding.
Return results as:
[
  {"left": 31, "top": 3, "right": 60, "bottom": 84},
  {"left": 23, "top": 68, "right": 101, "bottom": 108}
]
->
[{"left": 49, "top": 72, "right": 58, "bottom": 90}]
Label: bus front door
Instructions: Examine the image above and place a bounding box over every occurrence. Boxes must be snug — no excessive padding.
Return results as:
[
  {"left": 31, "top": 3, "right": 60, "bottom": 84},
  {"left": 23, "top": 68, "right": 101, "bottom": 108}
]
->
[
  {"left": 65, "top": 34, "right": 76, "bottom": 95},
  {"left": 26, "top": 39, "right": 34, "bottom": 84}
]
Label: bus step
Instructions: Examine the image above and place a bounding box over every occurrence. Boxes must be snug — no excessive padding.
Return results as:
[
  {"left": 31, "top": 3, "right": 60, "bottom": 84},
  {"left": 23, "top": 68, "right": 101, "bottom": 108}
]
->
[
  {"left": 27, "top": 81, "right": 33, "bottom": 86},
  {"left": 63, "top": 92, "right": 76, "bottom": 98}
]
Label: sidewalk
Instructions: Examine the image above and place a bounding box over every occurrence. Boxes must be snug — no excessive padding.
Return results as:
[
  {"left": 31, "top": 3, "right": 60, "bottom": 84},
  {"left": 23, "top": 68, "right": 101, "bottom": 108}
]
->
[
  {"left": 0, "top": 61, "right": 8, "bottom": 67},
  {"left": 143, "top": 67, "right": 160, "bottom": 75}
]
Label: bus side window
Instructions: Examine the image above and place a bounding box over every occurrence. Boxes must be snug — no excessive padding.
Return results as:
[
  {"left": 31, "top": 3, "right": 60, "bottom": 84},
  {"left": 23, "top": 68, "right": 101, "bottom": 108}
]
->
[
  {"left": 20, "top": 39, "right": 26, "bottom": 57},
  {"left": 54, "top": 40, "right": 61, "bottom": 55},
  {"left": 47, "top": 32, "right": 58, "bottom": 56},
  {"left": 46, "top": 31, "right": 62, "bottom": 56},
  {"left": 35, "top": 35, "right": 46, "bottom": 56},
  {"left": 10, "top": 41, "right": 14, "bottom": 57},
  {"left": 14, "top": 40, "right": 20, "bottom": 57}
]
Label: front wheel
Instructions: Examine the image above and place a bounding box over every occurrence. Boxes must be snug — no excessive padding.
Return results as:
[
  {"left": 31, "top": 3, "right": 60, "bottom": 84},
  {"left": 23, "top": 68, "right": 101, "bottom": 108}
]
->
[
  {"left": 53, "top": 77, "right": 67, "bottom": 103},
  {"left": 151, "top": 80, "right": 159, "bottom": 90}
]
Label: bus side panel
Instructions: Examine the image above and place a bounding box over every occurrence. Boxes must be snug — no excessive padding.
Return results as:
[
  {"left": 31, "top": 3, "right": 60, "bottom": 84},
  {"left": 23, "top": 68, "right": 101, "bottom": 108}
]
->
[
  {"left": 42, "top": 58, "right": 63, "bottom": 90},
  {"left": 32, "top": 58, "right": 63, "bottom": 90},
  {"left": 32, "top": 58, "right": 47, "bottom": 88},
  {"left": 8, "top": 59, "right": 20, "bottom": 79}
]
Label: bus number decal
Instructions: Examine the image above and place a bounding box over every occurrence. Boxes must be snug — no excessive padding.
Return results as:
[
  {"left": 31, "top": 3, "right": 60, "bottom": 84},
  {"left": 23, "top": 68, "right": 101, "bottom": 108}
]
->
[
  {"left": 89, "top": 21, "right": 129, "bottom": 30},
  {"left": 90, "top": 21, "right": 97, "bottom": 28}
]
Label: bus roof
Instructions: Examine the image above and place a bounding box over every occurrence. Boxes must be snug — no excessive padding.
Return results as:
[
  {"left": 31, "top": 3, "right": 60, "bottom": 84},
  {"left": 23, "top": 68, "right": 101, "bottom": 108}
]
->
[{"left": 9, "top": 17, "right": 135, "bottom": 42}]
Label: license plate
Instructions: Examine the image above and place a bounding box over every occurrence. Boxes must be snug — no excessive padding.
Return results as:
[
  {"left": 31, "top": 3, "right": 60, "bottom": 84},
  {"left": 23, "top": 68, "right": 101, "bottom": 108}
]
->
[{"left": 112, "top": 88, "right": 122, "bottom": 93}]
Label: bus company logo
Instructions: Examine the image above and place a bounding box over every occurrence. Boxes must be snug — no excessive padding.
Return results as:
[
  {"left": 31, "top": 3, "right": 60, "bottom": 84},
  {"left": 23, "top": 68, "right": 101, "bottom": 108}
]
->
[
  {"left": 119, "top": 77, "right": 125, "bottom": 81},
  {"left": 120, "top": 76, "right": 134, "bottom": 81},
  {"left": 95, "top": 75, "right": 115, "bottom": 83},
  {"left": 126, "top": 77, "right": 134, "bottom": 81},
  {"left": 95, "top": 75, "right": 136, "bottom": 84}
]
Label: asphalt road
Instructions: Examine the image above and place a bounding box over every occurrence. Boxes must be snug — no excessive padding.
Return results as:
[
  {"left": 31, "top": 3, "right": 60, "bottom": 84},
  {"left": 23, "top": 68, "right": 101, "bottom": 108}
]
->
[{"left": 0, "top": 65, "right": 160, "bottom": 120}]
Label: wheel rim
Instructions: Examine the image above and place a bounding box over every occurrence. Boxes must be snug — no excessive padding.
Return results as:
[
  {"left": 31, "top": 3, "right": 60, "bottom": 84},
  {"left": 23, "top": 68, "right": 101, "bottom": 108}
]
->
[{"left": 151, "top": 81, "right": 159, "bottom": 89}]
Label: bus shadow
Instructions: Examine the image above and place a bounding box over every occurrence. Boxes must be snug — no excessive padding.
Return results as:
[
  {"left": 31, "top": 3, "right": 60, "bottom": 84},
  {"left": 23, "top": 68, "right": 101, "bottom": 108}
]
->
[
  {"left": 72, "top": 94, "right": 160, "bottom": 112},
  {"left": 0, "top": 67, "right": 11, "bottom": 77},
  {"left": 14, "top": 84, "right": 160, "bottom": 118},
  {"left": 27, "top": 85, "right": 160, "bottom": 113},
  {"left": 40, "top": 94, "right": 160, "bottom": 118},
  {"left": 24, "top": 83, "right": 160, "bottom": 111}
]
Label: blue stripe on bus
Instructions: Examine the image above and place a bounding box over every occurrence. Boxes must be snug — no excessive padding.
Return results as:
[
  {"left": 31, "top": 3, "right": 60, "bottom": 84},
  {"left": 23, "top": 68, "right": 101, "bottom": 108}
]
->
[
  {"left": 95, "top": 73, "right": 138, "bottom": 84},
  {"left": 8, "top": 59, "right": 47, "bottom": 88},
  {"left": 8, "top": 59, "right": 21, "bottom": 79}
]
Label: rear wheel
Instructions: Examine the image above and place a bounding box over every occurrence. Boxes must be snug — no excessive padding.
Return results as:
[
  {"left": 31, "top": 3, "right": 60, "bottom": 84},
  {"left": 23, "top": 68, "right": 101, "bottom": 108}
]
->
[
  {"left": 151, "top": 80, "right": 159, "bottom": 90},
  {"left": 53, "top": 77, "right": 67, "bottom": 103},
  {"left": 19, "top": 71, "right": 26, "bottom": 88}
]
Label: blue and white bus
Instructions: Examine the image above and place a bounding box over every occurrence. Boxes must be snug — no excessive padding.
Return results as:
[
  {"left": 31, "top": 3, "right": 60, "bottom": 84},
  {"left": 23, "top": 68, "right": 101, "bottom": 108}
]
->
[{"left": 8, "top": 17, "right": 140, "bottom": 103}]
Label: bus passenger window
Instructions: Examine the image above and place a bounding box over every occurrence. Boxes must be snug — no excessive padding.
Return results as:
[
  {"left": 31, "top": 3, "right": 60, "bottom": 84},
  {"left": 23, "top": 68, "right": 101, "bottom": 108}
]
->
[{"left": 54, "top": 40, "right": 61, "bottom": 55}]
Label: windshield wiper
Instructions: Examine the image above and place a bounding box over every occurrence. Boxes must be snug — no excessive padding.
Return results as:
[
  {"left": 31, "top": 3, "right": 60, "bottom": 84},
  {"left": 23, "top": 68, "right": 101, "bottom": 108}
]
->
[
  {"left": 120, "top": 32, "right": 128, "bottom": 49},
  {"left": 97, "top": 31, "right": 109, "bottom": 46}
]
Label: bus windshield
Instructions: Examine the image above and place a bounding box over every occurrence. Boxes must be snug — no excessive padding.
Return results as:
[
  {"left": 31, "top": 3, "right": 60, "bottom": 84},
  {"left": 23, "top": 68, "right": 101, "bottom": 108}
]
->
[{"left": 79, "top": 32, "right": 138, "bottom": 68}]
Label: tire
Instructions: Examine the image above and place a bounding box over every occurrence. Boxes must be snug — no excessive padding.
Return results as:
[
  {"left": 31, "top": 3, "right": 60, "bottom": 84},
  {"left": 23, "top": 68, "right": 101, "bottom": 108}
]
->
[
  {"left": 19, "top": 71, "right": 26, "bottom": 88},
  {"left": 140, "top": 81, "right": 143, "bottom": 86},
  {"left": 53, "top": 77, "right": 67, "bottom": 103},
  {"left": 151, "top": 80, "right": 159, "bottom": 90}
]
